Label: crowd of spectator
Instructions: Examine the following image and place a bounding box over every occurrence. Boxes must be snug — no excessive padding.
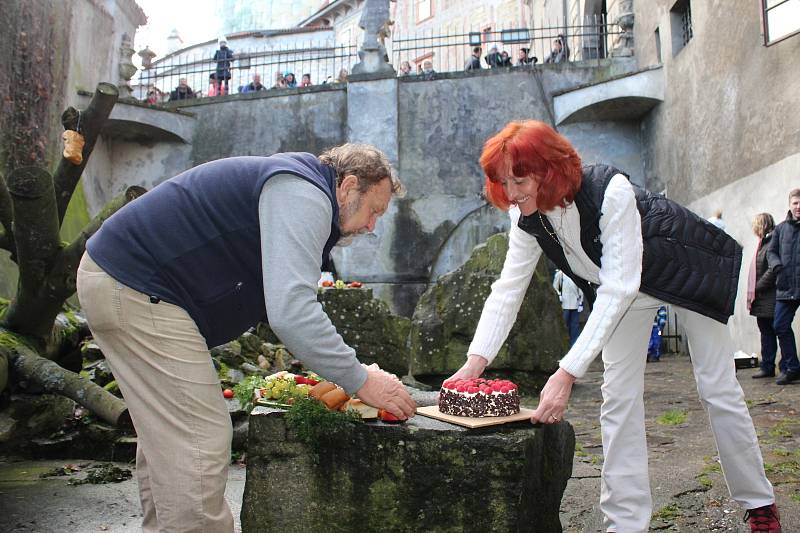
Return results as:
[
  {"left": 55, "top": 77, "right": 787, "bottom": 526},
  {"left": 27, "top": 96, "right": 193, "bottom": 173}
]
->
[{"left": 143, "top": 34, "right": 575, "bottom": 105}]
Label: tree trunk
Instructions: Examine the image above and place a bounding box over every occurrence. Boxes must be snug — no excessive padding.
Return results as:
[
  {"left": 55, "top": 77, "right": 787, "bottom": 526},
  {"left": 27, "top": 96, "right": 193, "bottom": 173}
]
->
[
  {"left": 2, "top": 166, "right": 63, "bottom": 340},
  {"left": 3, "top": 335, "right": 130, "bottom": 427},
  {"left": 0, "top": 83, "right": 141, "bottom": 429}
]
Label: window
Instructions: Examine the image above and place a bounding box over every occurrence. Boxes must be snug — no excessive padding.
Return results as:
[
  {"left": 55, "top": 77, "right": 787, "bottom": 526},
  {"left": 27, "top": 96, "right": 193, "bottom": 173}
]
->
[
  {"left": 669, "top": 0, "right": 692, "bottom": 56},
  {"left": 501, "top": 28, "right": 530, "bottom": 44},
  {"left": 763, "top": 0, "right": 800, "bottom": 44},
  {"left": 416, "top": 0, "right": 433, "bottom": 24}
]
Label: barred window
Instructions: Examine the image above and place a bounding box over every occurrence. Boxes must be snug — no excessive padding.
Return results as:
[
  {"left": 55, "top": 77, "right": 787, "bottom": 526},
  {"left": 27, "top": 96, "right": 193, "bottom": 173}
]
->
[
  {"left": 763, "top": 0, "right": 800, "bottom": 44},
  {"left": 669, "top": 0, "right": 692, "bottom": 56}
]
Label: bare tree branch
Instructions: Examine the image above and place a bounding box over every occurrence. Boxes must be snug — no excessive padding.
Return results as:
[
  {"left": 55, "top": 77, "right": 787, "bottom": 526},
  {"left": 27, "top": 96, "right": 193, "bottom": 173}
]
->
[
  {"left": 53, "top": 82, "right": 119, "bottom": 225},
  {"left": 5, "top": 340, "right": 130, "bottom": 427},
  {"left": 56, "top": 185, "right": 147, "bottom": 298},
  {"left": 6, "top": 166, "right": 60, "bottom": 290}
]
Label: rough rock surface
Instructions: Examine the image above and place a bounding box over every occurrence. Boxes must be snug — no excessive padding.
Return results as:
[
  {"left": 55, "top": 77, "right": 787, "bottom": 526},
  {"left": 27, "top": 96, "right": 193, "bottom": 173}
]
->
[
  {"left": 242, "top": 407, "right": 575, "bottom": 533},
  {"left": 409, "top": 233, "right": 567, "bottom": 377}
]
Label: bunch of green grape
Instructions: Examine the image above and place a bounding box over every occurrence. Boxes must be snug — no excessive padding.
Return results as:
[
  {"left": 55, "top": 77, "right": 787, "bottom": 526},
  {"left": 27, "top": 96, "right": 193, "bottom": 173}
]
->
[{"left": 260, "top": 377, "right": 312, "bottom": 404}]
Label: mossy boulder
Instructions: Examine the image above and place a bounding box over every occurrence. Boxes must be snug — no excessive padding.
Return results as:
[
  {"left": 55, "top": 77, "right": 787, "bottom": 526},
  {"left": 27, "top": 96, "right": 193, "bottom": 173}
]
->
[
  {"left": 409, "top": 233, "right": 567, "bottom": 376},
  {"left": 242, "top": 407, "right": 574, "bottom": 533},
  {"left": 318, "top": 287, "right": 411, "bottom": 376},
  {"left": 213, "top": 288, "right": 410, "bottom": 379}
]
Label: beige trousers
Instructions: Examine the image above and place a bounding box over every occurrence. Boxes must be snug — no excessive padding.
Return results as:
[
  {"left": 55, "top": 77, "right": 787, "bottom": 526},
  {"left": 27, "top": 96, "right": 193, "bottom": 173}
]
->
[{"left": 77, "top": 252, "right": 234, "bottom": 533}]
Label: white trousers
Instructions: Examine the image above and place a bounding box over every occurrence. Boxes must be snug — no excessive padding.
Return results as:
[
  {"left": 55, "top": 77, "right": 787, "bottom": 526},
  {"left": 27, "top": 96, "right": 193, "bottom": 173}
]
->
[{"left": 599, "top": 293, "right": 774, "bottom": 532}]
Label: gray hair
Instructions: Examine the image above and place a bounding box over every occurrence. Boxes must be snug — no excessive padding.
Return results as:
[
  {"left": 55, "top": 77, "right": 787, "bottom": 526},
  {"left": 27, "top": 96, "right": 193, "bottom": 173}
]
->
[{"left": 318, "top": 143, "right": 405, "bottom": 196}]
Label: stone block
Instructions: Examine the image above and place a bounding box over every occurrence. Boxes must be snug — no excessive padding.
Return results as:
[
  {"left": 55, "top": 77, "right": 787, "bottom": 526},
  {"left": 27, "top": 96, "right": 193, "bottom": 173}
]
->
[{"left": 242, "top": 407, "right": 574, "bottom": 533}]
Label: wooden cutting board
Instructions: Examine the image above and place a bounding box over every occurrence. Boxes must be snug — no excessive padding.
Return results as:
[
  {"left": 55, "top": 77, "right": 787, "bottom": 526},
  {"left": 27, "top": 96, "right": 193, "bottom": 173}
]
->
[{"left": 416, "top": 405, "right": 535, "bottom": 428}]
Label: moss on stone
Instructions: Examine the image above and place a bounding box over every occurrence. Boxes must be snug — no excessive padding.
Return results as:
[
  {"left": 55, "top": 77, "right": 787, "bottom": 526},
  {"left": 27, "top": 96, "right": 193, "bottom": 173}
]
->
[
  {"left": 243, "top": 408, "right": 574, "bottom": 533},
  {"left": 0, "top": 351, "right": 7, "bottom": 393},
  {"left": 410, "top": 232, "right": 568, "bottom": 376}
]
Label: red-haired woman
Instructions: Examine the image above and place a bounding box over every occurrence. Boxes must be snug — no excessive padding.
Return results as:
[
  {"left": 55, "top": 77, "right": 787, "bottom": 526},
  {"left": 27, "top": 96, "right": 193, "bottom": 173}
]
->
[{"left": 450, "top": 120, "right": 781, "bottom": 533}]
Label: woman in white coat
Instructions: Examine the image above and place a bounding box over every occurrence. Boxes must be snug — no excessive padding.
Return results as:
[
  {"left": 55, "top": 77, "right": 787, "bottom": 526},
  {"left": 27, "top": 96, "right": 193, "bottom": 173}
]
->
[{"left": 449, "top": 120, "right": 781, "bottom": 533}]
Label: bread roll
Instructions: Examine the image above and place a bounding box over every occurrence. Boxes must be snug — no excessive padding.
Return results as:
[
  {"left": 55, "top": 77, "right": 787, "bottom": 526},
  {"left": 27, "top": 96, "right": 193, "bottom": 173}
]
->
[
  {"left": 309, "top": 381, "right": 336, "bottom": 400},
  {"left": 320, "top": 388, "right": 349, "bottom": 410}
]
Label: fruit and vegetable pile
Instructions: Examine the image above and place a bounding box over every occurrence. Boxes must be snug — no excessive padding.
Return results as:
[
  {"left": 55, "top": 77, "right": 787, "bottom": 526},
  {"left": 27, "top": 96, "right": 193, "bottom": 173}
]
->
[
  {"left": 320, "top": 279, "right": 363, "bottom": 289},
  {"left": 227, "top": 371, "right": 404, "bottom": 422}
]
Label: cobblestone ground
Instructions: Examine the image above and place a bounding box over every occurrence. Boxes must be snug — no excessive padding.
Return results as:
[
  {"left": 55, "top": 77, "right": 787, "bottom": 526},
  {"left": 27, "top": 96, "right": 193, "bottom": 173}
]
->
[
  {"left": 548, "top": 354, "right": 800, "bottom": 532},
  {"left": 1, "top": 354, "right": 797, "bottom": 532}
]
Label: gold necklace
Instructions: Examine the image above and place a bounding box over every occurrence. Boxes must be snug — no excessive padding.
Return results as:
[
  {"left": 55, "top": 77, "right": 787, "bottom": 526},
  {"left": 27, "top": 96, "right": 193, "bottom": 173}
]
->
[{"left": 538, "top": 211, "right": 561, "bottom": 245}]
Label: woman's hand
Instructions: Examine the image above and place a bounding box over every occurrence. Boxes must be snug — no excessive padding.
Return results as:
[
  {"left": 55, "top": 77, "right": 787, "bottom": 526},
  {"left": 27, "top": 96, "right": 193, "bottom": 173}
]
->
[
  {"left": 531, "top": 368, "right": 576, "bottom": 424},
  {"left": 445, "top": 354, "right": 489, "bottom": 382}
]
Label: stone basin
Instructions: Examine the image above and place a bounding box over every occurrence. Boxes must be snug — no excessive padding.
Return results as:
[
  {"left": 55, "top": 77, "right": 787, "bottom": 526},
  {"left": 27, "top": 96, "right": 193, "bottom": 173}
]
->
[{"left": 242, "top": 406, "right": 574, "bottom": 533}]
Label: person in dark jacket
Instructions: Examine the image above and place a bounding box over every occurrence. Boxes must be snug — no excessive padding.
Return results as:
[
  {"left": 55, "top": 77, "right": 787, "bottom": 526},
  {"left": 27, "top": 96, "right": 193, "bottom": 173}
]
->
[
  {"left": 447, "top": 120, "right": 781, "bottom": 533},
  {"left": 213, "top": 38, "right": 234, "bottom": 94},
  {"left": 485, "top": 45, "right": 503, "bottom": 68},
  {"left": 76, "top": 145, "right": 416, "bottom": 531},
  {"left": 465, "top": 46, "right": 482, "bottom": 70},
  {"left": 767, "top": 189, "right": 800, "bottom": 385},
  {"left": 749, "top": 213, "right": 779, "bottom": 378},
  {"left": 516, "top": 47, "right": 538, "bottom": 66},
  {"left": 544, "top": 35, "right": 570, "bottom": 64},
  {"left": 168, "top": 78, "right": 195, "bottom": 101},
  {"left": 241, "top": 73, "right": 265, "bottom": 93}
]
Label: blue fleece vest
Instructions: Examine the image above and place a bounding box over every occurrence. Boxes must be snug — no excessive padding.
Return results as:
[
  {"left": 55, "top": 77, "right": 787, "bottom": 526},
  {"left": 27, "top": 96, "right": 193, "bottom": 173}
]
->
[{"left": 86, "top": 154, "right": 341, "bottom": 347}]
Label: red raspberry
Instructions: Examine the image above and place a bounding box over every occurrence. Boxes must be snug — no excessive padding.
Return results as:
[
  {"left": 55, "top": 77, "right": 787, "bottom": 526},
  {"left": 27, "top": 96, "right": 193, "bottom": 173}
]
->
[
  {"left": 500, "top": 386, "right": 510, "bottom": 393},
  {"left": 491, "top": 382, "right": 503, "bottom": 392},
  {"left": 467, "top": 386, "right": 479, "bottom": 394},
  {"left": 442, "top": 381, "right": 453, "bottom": 389},
  {"left": 456, "top": 385, "right": 467, "bottom": 393}
]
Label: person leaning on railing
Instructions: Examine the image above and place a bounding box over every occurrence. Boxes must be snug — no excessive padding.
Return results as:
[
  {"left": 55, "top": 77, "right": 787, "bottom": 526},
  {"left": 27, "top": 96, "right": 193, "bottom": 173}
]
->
[
  {"left": 517, "top": 47, "right": 538, "bottom": 66},
  {"left": 545, "top": 34, "right": 570, "bottom": 64},
  {"left": 169, "top": 78, "right": 195, "bottom": 101},
  {"left": 464, "top": 45, "right": 482, "bottom": 71}
]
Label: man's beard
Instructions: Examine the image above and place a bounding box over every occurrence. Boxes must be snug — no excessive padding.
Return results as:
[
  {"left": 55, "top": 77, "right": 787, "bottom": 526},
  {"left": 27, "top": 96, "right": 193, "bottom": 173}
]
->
[{"left": 337, "top": 195, "right": 365, "bottom": 247}]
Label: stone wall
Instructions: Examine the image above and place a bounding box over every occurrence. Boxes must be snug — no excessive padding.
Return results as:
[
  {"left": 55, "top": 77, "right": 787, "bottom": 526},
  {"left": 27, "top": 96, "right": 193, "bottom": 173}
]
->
[
  {"left": 81, "top": 60, "right": 641, "bottom": 316},
  {"left": 635, "top": 1, "right": 800, "bottom": 204},
  {"left": 633, "top": 0, "right": 800, "bottom": 353}
]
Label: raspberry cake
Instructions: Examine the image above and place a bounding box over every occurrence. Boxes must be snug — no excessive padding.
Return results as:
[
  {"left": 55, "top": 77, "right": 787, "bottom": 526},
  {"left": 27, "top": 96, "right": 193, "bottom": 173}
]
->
[{"left": 438, "top": 378, "right": 520, "bottom": 417}]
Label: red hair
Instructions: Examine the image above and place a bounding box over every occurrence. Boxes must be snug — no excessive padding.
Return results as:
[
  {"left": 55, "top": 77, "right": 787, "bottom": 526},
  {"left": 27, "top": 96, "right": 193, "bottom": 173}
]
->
[{"left": 480, "top": 120, "right": 582, "bottom": 212}]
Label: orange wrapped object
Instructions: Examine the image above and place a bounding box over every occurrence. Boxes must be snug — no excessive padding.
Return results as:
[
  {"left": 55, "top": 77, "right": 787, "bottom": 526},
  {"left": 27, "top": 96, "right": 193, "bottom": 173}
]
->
[
  {"left": 62, "top": 130, "right": 85, "bottom": 165},
  {"left": 320, "top": 388, "right": 349, "bottom": 411}
]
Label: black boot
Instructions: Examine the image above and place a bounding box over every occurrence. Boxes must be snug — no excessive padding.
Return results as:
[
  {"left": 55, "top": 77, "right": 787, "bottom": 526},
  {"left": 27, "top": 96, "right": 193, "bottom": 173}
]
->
[{"left": 776, "top": 370, "right": 800, "bottom": 385}]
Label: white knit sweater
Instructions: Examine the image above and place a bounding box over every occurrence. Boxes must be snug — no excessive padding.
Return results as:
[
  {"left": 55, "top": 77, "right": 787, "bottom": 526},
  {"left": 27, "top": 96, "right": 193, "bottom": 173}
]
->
[{"left": 468, "top": 174, "right": 644, "bottom": 378}]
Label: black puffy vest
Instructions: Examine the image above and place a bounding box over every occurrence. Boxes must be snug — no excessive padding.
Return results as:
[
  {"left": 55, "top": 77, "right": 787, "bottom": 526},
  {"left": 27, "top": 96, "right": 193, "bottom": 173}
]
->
[{"left": 518, "top": 164, "right": 742, "bottom": 323}]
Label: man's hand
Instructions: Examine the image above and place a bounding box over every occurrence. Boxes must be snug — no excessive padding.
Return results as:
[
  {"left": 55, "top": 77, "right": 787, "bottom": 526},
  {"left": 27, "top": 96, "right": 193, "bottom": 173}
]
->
[
  {"left": 357, "top": 366, "right": 416, "bottom": 419},
  {"left": 530, "top": 368, "right": 576, "bottom": 425},
  {"left": 445, "top": 354, "right": 489, "bottom": 382}
]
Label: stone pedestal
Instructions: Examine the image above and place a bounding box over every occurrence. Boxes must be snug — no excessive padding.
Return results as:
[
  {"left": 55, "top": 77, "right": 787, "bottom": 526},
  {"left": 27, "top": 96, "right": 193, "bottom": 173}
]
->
[{"left": 242, "top": 407, "right": 574, "bottom": 532}]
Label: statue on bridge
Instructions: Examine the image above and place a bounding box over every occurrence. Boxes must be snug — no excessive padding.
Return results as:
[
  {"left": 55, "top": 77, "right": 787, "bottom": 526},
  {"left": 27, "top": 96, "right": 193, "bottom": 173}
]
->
[{"left": 351, "top": 0, "right": 395, "bottom": 75}]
